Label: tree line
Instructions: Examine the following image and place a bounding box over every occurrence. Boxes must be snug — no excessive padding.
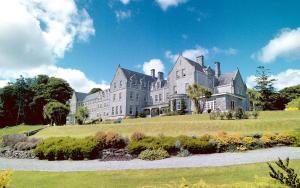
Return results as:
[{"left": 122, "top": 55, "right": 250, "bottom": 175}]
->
[
  {"left": 248, "top": 66, "right": 300, "bottom": 111},
  {"left": 0, "top": 75, "right": 73, "bottom": 127}
]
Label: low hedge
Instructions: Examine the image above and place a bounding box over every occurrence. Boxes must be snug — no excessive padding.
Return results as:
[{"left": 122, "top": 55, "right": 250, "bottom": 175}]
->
[
  {"left": 138, "top": 148, "right": 169, "bottom": 160},
  {"left": 34, "top": 137, "right": 99, "bottom": 160}
]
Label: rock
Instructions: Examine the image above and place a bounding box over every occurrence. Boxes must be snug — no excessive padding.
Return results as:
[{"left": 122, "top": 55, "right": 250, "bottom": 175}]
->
[
  {"left": 0, "top": 147, "right": 35, "bottom": 159},
  {"left": 100, "top": 148, "right": 132, "bottom": 161}
]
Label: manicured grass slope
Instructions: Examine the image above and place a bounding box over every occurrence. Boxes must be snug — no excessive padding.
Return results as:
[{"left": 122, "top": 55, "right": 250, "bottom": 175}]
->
[
  {"left": 34, "top": 111, "right": 300, "bottom": 138},
  {"left": 0, "top": 125, "right": 45, "bottom": 137},
  {"left": 10, "top": 159, "right": 300, "bottom": 188}
]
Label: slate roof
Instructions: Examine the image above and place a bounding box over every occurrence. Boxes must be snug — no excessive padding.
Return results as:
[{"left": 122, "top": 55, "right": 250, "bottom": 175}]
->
[
  {"left": 75, "top": 92, "right": 88, "bottom": 102},
  {"left": 83, "top": 92, "right": 100, "bottom": 102},
  {"left": 182, "top": 56, "right": 206, "bottom": 72},
  {"left": 217, "top": 71, "right": 238, "bottom": 86},
  {"left": 120, "top": 68, "right": 156, "bottom": 83}
]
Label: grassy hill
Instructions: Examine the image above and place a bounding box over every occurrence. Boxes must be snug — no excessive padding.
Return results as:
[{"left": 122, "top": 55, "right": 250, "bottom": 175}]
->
[{"left": 33, "top": 111, "right": 300, "bottom": 138}]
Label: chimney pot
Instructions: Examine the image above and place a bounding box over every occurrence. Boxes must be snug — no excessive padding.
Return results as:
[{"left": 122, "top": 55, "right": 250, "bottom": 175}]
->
[
  {"left": 196, "top": 55, "right": 204, "bottom": 66},
  {"left": 151, "top": 69, "right": 155, "bottom": 78},
  {"left": 158, "top": 72, "right": 164, "bottom": 80},
  {"left": 215, "top": 62, "right": 221, "bottom": 77}
]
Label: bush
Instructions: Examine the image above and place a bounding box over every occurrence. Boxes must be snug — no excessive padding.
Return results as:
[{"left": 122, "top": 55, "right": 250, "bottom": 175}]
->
[
  {"left": 94, "top": 131, "right": 106, "bottom": 149},
  {"left": 138, "top": 112, "right": 146, "bottom": 118},
  {"left": 234, "top": 108, "right": 244, "bottom": 119},
  {"left": 178, "top": 136, "right": 217, "bottom": 154},
  {"left": 138, "top": 148, "right": 169, "bottom": 160},
  {"left": 251, "top": 111, "right": 259, "bottom": 119},
  {"left": 225, "top": 111, "right": 233, "bottom": 120},
  {"left": 209, "top": 112, "right": 217, "bottom": 120},
  {"left": 275, "top": 133, "right": 296, "bottom": 145},
  {"left": 34, "top": 137, "right": 99, "bottom": 160},
  {"left": 105, "top": 132, "right": 127, "bottom": 149},
  {"left": 219, "top": 112, "right": 225, "bottom": 120},
  {"left": 0, "top": 170, "right": 13, "bottom": 188},
  {"left": 292, "top": 132, "right": 300, "bottom": 146},
  {"left": 131, "top": 132, "right": 145, "bottom": 141}
]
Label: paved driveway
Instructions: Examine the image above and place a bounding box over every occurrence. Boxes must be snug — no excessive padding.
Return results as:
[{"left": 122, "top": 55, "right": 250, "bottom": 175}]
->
[{"left": 1, "top": 147, "right": 300, "bottom": 172}]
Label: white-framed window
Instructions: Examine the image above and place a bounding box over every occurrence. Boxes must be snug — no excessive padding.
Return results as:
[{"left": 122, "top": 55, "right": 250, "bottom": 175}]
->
[
  {"left": 119, "top": 92, "right": 122, "bottom": 100},
  {"left": 176, "top": 100, "right": 181, "bottom": 110},
  {"left": 130, "top": 92, "right": 133, "bottom": 100},
  {"left": 119, "top": 80, "right": 122, "bottom": 88},
  {"left": 231, "top": 101, "right": 235, "bottom": 110},
  {"left": 136, "top": 93, "right": 139, "bottom": 100},
  {"left": 182, "top": 69, "right": 186, "bottom": 77},
  {"left": 113, "top": 94, "right": 116, "bottom": 101},
  {"left": 114, "top": 82, "right": 116, "bottom": 89},
  {"left": 155, "top": 95, "right": 158, "bottom": 102},
  {"left": 129, "top": 105, "right": 133, "bottom": 115},
  {"left": 120, "top": 105, "right": 122, "bottom": 114},
  {"left": 173, "top": 86, "right": 177, "bottom": 94},
  {"left": 159, "top": 94, "right": 162, "bottom": 101},
  {"left": 112, "top": 107, "right": 114, "bottom": 115},
  {"left": 176, "top": 71, "right": 180, "bottom": 78},
  {"left": 116, "top": 106, "right": 118, "bottom": 115}
]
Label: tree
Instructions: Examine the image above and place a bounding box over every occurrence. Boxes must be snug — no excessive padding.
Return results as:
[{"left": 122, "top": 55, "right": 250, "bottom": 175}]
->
[
  {"left": 43, "top": 101, "right": 70, "bottom": 126},
  {"left": 89, "top": 88, "right": 102, "bottom": 94},
  {"left": 186, "top": 84, "right": 212, "bottom": 114},
  {"left": 286, "top": 97, "right": 300, "bottom": 110},
  {"left": 254, "top": 66, "right": 276, "bottom": 110},
  {"left": 75, "top": 106, "right": 89, "bottom": 125},
  {"left": 247, "top": 89, "right": 259, "bottom": 111}
]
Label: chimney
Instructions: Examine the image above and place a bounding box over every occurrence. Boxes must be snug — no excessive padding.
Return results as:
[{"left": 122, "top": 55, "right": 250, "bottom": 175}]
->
[
  {"left": 215, "top": 62, "right": 221, "bottom": 77},
  {"left": 196, "top": 55, "right": 204, "bottom": 66},
  {"left": 158, "top": 72, "right": 164, "bottom": 80},
  {"left": 151, "top": 69, "right": 155, "bottom": 78}
]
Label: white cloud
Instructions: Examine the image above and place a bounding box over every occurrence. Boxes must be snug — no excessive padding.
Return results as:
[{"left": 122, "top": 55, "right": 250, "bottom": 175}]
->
[
  {"left": 166, "top": 46, "right": 238, "bottom": 63},
  {"left": 212, "top": 47, "right": 238, "bottom": 55},
  {"left": 165, "top": 46, "right": 209, "bottom": 62},
  {"left": 0, "top": 66, "right": 110, "bottom": 92},
  {"left": 246, "top": 69, "right": 300, "bottom": 90},
  {"left": 115, "top": 10, "right": 131, "bottom": 21},
  {"left": 0, "top": 80, "right": 9, "bottom": 88},
  {"left": 143, "top": 59, "right": 165, "bottom": 76},
  {"left": 0, "top": 0, "right": 108, "bottom": 93},
  {"left": 253, "top": 27, "right": 300, "bottom": 63},
  {"left": 120, "top": 0, "right": 131, "bottom": 5},
  {"left": 155, "top": 0, "right": 188, "bottom": 11}
]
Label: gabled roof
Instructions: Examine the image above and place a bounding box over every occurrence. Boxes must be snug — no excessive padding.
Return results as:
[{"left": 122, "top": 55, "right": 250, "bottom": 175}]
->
[
  {"left": 75, "top": 92, "right": 88, "bottom": 102},
  {"left": 217, "top": 70, "right": 238, "bottom": 86},
  {"left": 83, "top": 91, "right": 100, "bottom": 102},
  {"left": 181, "top": 56, "right": 206, "bottom": 72},
  {"left": 120, "top": 67, "right": 156, "bottom": 83}
]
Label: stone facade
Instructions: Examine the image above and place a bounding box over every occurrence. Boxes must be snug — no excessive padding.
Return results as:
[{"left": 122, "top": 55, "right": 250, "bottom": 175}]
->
[{"left": 67, "top": 55, "right": 249, "bottom": 124}]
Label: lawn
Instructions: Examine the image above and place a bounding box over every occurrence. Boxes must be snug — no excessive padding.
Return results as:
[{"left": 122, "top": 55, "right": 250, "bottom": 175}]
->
[
  {"left": 0, "top": 125, "right": 45, "bottom": 137},
  {"left": 33, "top": 111, "right": 300, "bottom": 138},
  {"left": 9, "top": 159, "right": 300, "bottom": 188}
]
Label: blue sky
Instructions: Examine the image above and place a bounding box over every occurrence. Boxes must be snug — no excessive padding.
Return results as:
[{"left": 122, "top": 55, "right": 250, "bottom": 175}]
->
[{"left": 0, "top": 0, "right": 300, "bottom": 92}]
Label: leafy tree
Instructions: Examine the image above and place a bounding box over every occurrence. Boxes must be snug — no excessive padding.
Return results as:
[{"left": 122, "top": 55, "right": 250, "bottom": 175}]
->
[
  {"left": 247, "top": 89, "right": 259, "bottom": 111},
  {"left": 0, "top": 85, "right": 18, "bottom": 127},
  {"left": 43, "top": 101, "right": 70, "bottom": 126},
  {"left": 254, "top": 66, "right": 276, "bottom": 110},
  {"left": 75, "top": 106, "right": 89, "bottom": 125},
  {"left": 287, "top": 97, "right": 300, "bottom": 110},
  {"left": 186, "top": 84, "right": 212, "bottom": 114},
  {"left": 280, "top": 84, "right": 300, "bottom": 102},
  {"left": 89, "top": 88, "right": 102, "bottom": 94}
]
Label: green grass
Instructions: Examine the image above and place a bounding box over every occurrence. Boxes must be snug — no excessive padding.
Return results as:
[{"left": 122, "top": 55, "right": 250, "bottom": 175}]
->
[
  {"left": 0, "top": 125, "right": 45, "bottom": 137},
  {"left": 33, "top": 111, "right": 300, "bottom": 138},
  {"left": 9, "top": 159, "right": 300, "bottom": 188}
]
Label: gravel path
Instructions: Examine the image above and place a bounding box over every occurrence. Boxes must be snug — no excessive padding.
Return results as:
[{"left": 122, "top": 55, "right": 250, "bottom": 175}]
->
[{"left": 1, "top": 147, "right": 300, "bottom": 172}]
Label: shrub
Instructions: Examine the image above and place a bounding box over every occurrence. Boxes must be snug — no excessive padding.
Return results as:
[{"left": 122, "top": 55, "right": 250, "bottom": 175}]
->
[
  {"left": 219, "top": 112, "right": 225, "bottom": 120},
  {"left": 260, "top": 134, "right": 277, "bottom": 147},
  {"left": 138, "top": 148, "right": 169, "bottom": 160},
  {"left": 234, "top": 108, "right": 244, "bottom": 119},
  {"left": 178, "top": 136, "right": 216, "bottom": 154},
  {"left": 209, "top": 112, "right": 217, "bottom": 120},
  {"left": 131, "top": 132, "right": 145, "bottom": 141},
  {"left": 34, "top": 137, "right": 99, "bottom": 160},
  {"left": 214, "top": 132, "right": 242, "bottom": 152},
  {"left": 292, "top": 132, "right": 300, "bottom": 146},
  {"left": 94, "top": 131, "right": 106, "bottom": 149},
  {"left": 251, "top": 111, "right": 259, "bottom": 119},
  {"left": 275, "top": 133, "right": 296, "bottom": 145},
  {"left": 0, "top": 170, "right": 13, "bottom": 188},
  {"left": 225, "top": 111, "right": 233, "bottom": 120},
  {"left": 105, "top": 132, "right": 127, "bottom": 149},
  {"left": 138, "top": 112, "right": 146, "bottom": 118}
]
